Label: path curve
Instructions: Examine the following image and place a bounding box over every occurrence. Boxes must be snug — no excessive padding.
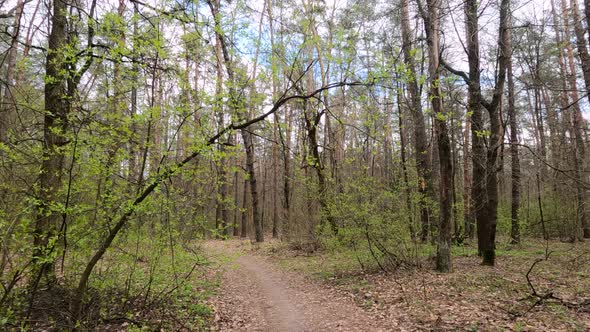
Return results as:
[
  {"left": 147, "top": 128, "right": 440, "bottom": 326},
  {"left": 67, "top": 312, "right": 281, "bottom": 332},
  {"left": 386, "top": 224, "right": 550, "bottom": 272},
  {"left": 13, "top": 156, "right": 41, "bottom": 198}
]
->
[{"left": 206, "top": 240, "right": 396, "bottom": 332}]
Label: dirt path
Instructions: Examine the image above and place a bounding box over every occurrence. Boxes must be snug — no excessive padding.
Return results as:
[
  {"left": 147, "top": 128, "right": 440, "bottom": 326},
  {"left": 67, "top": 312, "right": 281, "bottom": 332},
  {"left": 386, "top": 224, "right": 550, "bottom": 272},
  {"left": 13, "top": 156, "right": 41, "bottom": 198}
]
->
[{"left": 206, "top": 240, "right": 396, "bottom": 331}]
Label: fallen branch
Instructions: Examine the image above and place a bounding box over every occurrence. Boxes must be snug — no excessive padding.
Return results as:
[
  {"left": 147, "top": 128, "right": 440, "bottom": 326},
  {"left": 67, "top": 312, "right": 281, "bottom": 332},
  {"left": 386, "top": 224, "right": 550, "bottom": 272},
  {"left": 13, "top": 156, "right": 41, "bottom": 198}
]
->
[{"left": 512, "top": 252, "right": 590, "bottom": 318}]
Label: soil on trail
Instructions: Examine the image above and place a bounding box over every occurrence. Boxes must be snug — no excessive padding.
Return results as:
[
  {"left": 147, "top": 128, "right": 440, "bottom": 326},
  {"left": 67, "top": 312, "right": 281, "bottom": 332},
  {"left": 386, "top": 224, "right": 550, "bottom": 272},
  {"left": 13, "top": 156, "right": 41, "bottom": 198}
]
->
[{"left": 206, "top": 240, "right": 395, "bottom": 331}]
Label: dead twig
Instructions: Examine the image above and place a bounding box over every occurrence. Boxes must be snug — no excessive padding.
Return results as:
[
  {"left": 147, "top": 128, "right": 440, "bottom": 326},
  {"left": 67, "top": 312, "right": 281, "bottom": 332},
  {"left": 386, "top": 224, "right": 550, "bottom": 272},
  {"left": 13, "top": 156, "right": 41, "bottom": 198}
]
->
[{"left": 514, "top": 253, "right": 590, "bottom": 318}]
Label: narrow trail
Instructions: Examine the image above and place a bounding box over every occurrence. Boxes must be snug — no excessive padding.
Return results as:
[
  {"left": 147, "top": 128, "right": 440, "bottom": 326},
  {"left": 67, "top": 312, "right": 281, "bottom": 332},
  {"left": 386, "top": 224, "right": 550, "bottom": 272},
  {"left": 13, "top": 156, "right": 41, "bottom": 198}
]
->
[
  {"left": 206, "top": 240, "right": 395, "bottom": 332},
  {"left": 231, "top": 255, "right": 306, "bottom": 331}
]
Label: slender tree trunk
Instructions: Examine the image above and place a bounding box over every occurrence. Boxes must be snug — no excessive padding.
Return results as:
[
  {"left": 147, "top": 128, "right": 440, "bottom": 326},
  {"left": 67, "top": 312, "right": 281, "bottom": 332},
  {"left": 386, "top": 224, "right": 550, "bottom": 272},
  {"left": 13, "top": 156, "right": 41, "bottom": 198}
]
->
[
  {"left": 401, "top": 0, "right": 433, "bottom": 242},
  {"left": 261, "top": 152, "right": 268, "bottom": 232},
  {"left": 33, "top": 0, "right": 70, "bottom": 279},
  {"left": 21, "top": 0, "right": 40, "bottom": 61},
  {"left": 241, "top": 178, "right": 249, "bottom": 238},
  {"left": 450, "top": 106, "right": 460, "bottom": 240},
  {"left": 213, "top": 20, "right": 229, "bottom": 237},
  {"left": 267, "top": 0, "right": 281, "bottom": 238},
  {"left": 0, "top": 0, "right": 25, "bottom": 143},
  {"left": 463, "top": 114, "right": 474, "bottom": 238},
  {"left": 281, "top": 106, "right": 293, "bottom": 237},
  {"left": 533, "top": 86, "right": 547, "bottom": 177},
  {"left": 542, "top": 87, "right": 560, "bottom": 182},
  {"left": 397, "top": 83, "right": 415, "bottom": 237},
  {"left": 233, "top": 165, "right": 240, "bottom": 237},
  {"left": 550, "top": 0, "right": 570, "bottom": 197},
  {"left": 272, "top": 117, "right": 280, "bottom": 238},
  {"left": 559, "top": 0, "right": 589, "bottom": 238},
  {"left": 302, "top": 6, "right": 337, "bottom": 235},
  {"left": 129, "top": 2, "right": 141, "bottom": 184},
  {"left": 273, "top": 2, "right": 292, "bottom": 238},
  {"left": 303, "top": 103, "right": 337, "bottom": 234},
  {"left": 508, "top": 25, "right": 521, "bottom": 245},
  {"left": 422, "top": 0, "right": 452, "bottom": 272},
  {"left": 570, "top": 0, "right": 590, "bottom": 103},
  {"left": 465, "top": 0, "right": 487, "bottom": 260}
]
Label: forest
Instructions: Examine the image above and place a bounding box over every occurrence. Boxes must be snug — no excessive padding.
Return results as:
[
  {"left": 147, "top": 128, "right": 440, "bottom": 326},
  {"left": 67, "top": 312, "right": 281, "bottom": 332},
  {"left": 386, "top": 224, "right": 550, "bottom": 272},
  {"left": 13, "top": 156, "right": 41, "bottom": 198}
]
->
[{"left": 0, "top": 0, "right": 589, "bottom": 330}]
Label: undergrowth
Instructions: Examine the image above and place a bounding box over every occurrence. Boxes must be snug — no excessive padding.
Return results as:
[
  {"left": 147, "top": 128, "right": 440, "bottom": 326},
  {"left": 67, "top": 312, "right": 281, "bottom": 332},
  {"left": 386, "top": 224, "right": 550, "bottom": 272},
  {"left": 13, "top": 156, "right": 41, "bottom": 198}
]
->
[
  {"left": 1, "top": 233, "right": 216, "bottom": 330},
  {"left": 258, "top": 237, "right": 590, "bottom": 330}
]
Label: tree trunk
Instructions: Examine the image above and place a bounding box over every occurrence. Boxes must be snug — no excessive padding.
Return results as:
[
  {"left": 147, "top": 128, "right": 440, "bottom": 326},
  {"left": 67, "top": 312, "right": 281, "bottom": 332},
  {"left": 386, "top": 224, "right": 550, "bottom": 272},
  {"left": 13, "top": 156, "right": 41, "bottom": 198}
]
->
[
  {"left": 233, "top": 165, "right": 240, "bottom": 237},
  {"left": 401, "top": 0, "right": 433, "bottom": 242},
  {"left": 303, "top": 103, "right": 337, "bottom": 234},
  {"left": 397, "top": 82, "right": 415, "bottom": 237},
  {"left": 267, "top": 0, "right": 281, "bottom": 239},
  {"left": 281, "top": 106, "right": 293, "bottom": 237},
  {"left": 570, "top": 0, "right": 590, "bottom": 103},
  {"left": 465, "top": 0, "right": 487, "bottom": 261},
  {"left": 422, "top": 0, "right": 452, "bottom": 272},
  {"left": 302, "top": 7, "right": 337, "bottom": 235},
  {"left": 0, "top": 0, "right": 25, "bottom": 143},
  {"left": 508, "top": 24, "right": 521, "bottom": 245},
  {"left": 559, "top": 0, "right": 589, "bottom": 238},
  {"left": 463, "top": 0, "right": 511, "bottom": 265},
  {"left": 272, "top": 115, "right": 280, "bottom": 238},
  {"left": 33, "top": 0, "right": 69, "bottom": 279},
  {"left": 462, "top": 114, "right": 474, "bottom": 238},
  {"left": 241, "top": 178, "right": 249, "bottom": 238},
  {"left": 213, "top": 21, "right": 229, "bottom": 237},
  {"left": 241, "top": 131, "right": 264, "bottom": 241},
  {"left": 549, "top": 0, "right": 570, "bottom": 198}
]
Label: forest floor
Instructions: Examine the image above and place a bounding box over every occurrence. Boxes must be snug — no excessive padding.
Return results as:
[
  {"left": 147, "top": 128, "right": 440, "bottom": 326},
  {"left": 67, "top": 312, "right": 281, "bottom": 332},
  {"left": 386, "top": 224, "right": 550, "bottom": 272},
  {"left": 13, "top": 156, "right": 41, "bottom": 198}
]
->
[
  {"left": 204, "top": 240, "right": 395, "bottom": 331},
  {"left": 205, "top": 238, "right": 590, "bottom": 331}
]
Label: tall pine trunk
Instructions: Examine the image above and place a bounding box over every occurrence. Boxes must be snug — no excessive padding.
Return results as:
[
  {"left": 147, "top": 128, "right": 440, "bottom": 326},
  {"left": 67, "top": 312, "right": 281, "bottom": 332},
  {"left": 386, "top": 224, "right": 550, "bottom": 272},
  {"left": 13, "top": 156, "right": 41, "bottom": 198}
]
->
[
  {"left": 401, "top": 0, "right": 433, "bottom": 242},
  {"left": 507, "top": 23, "right": 521, "bottom": 245},
  {"left": 558, "top": 0, "right": 589, "bottom": 238},
  {"left": 463, "top": 114, "right": 474, "bottom": 239},
  {"left": 422, "top": 0, "right": 453, "bottom": 272}
]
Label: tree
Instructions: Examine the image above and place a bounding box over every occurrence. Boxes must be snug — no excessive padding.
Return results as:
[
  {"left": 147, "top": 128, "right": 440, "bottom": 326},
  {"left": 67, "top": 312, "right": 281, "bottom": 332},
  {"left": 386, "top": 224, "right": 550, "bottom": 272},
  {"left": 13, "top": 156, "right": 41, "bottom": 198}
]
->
[
  {"left": 507, "top": 13, "right": 520, "bottom": 244},
  {"left": 0, "top": 0, "right": 26, "bottom": 143},
  {"left": 445, "top": 0, "right": 511, "bottom": 265},
  {"left": 4, "top": 0, "right": 590, "bottom": 326},
  {"left": 419, "top": 0, "right": 452, "bottom": 272},
  {"left": 400, "top": 0, "right": 433, "bottom": 242},
  {"left": 34, "top": 0, "right": 97, "bottom": 279},
  {"left": 207, "top": 0, "right": 264, "bottom": 241},
  {"left": 569, "top": 0, "right": 590, "bottom": 103},
  {"left": 552, "top": 0, "right": 589, "bottom": 239}
]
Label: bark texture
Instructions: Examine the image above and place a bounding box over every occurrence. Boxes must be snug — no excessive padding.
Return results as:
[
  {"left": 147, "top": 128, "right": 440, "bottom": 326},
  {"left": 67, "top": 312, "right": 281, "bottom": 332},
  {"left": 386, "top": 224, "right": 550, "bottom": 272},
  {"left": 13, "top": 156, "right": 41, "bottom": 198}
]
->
[
  {"left": 422, "top": 0, "right": 453, "bottom": 272},
  {"left": 507, "top": 25, "right": 520, "bottom": 244},
  {"left": 401, "top": 0, "right": 433, "bottom": 242},
  {"left": 462, "top": 0, "right": 511, "bottom": 265},
  {"left": 33, "top": 0, "right": 69, "bottom": 276}
]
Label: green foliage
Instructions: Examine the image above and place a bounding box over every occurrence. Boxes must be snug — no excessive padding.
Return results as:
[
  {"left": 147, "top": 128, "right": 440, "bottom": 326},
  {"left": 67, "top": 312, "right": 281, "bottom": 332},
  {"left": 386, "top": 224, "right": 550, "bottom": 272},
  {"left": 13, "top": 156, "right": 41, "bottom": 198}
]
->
[
  {"left": 74, "top": 227, "right": 214, "bottom": 330},
  {"left": 323, "top": 172, "right": 417, "bottom": 271},
  {"left": 474, "top": 129, "right": 491, "bottom": 138}
]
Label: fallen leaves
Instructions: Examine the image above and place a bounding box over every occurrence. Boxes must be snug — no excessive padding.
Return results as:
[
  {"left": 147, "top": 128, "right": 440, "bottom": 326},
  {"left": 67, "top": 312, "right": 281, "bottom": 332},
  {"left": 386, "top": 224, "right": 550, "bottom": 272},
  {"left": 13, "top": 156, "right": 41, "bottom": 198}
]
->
[{"left": 204, "top": 239, "right": 590, "bottom": 331}]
